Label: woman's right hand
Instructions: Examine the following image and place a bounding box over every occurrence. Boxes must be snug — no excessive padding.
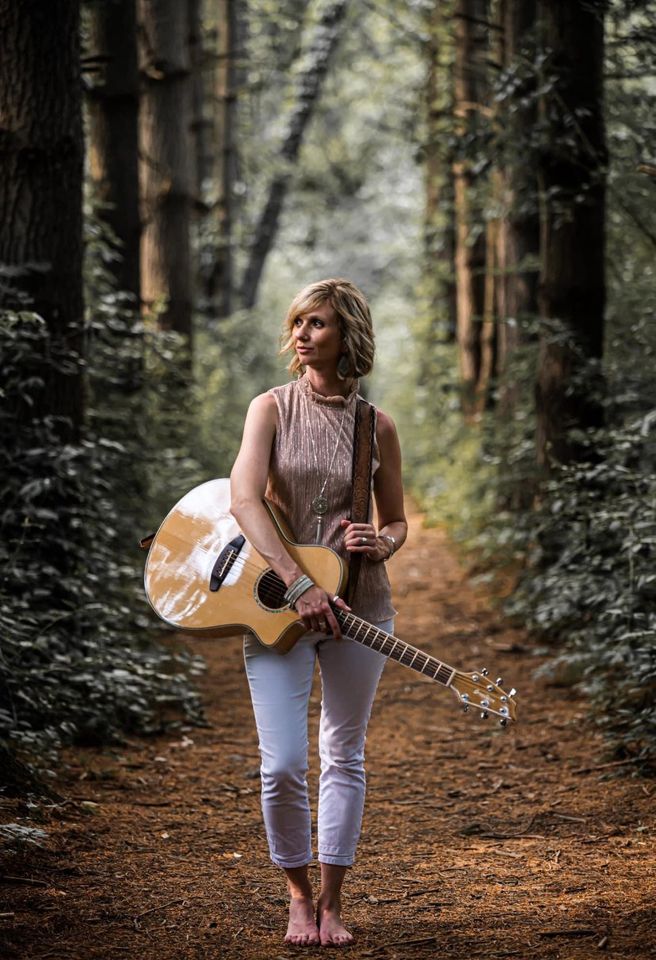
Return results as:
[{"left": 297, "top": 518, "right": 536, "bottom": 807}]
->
[{"left": 294, "top": 585, "right": 351, "bottom": 639}]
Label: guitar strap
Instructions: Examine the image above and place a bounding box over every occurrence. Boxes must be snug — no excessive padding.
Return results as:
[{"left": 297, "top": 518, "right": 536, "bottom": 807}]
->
[{"left": 345, "top": 396, "right": 376, "bottom": 606}]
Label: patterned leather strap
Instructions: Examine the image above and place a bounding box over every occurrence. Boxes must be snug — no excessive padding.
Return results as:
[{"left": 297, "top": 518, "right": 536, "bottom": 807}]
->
[{"left": 345, "top": 397, "right": 376, "bottom": 606}]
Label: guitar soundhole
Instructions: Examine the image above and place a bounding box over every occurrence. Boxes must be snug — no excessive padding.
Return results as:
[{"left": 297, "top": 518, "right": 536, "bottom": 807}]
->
[{"left": 255, "top": 570, "right": 289, "bottom": 611}]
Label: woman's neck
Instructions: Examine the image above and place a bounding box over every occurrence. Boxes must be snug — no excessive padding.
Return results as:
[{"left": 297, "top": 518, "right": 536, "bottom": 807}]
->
[{"left": 303, "top": 368, "right": 353, "bottom": 399}]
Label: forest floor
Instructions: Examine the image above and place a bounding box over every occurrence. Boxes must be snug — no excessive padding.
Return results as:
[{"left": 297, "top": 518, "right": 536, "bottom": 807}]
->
[{"left": 1, "top": 507, "right": 656, "bottom": 960}]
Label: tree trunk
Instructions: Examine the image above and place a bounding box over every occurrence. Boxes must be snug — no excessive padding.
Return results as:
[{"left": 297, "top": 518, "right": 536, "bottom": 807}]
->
[
  {"left": 239, "top": 0, "right": 349, "bottom": 310},
  {"left": 139, "top": 0, "right": 194, "bottom": 340},
  {"left": 423, "top": 0, "right": 457, "bottom": 355},
  {"left": 0, "top": 0, "right": 85, "bottom": 439},
  {"left": 207, "top": 0, "right": 238, "bottom": 318},
  {"left": 188, "top": 0, "right": 213, "bottom": 204},
  {"left": 87, "top": 0, "right": 141, "bottom": 304},
  {"left": 496, "top": 0, "right": 539, "bottom": 415},
  {"left": 535, "top": 0, "right": 607, "bottom": 467},
  {"left": 452, "top": 0, "right": 488, "bottom": 413}
]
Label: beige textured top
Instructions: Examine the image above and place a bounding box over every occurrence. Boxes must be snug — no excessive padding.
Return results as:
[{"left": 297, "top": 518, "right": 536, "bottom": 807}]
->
[{"left": 266, "top": 375, "right": 396, "bottom": 623}]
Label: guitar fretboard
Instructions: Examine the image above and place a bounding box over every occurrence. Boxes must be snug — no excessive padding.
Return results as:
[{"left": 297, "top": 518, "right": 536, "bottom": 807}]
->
[{"left": 334, "top": 609, "right": 455, "bottom": 687}]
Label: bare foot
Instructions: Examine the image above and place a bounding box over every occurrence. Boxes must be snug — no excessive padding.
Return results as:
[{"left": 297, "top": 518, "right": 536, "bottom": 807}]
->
[
  {"left": 317, "top": 900, "right": 354, "bottom": 947},
  {"left": 284, "top": 896, "right": 321, "bottom": 946}
]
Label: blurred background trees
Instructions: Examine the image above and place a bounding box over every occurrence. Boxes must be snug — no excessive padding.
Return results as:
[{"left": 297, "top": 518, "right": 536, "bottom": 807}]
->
[{"left": 2, "top": 0, "right": 656, "bottom": 785}]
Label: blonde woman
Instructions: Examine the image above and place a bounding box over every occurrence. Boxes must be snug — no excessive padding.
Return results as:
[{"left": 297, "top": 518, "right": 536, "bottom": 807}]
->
[{"left": 230, "top": 278, "right": 407, "bottom": 947}]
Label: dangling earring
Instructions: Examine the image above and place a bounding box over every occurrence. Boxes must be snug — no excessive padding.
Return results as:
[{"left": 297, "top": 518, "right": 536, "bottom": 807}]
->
[{"left": 336, "top": 352, "right": 350, "bottom": 380}]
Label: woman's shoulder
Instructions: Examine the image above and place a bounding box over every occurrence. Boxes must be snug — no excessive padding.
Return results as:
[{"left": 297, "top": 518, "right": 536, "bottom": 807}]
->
[
  {"left": 373, "top": 407, "right": 398, "bottom": 439},
  {"left": 246, "top": 390, "right": 278, "bottom": 425}
]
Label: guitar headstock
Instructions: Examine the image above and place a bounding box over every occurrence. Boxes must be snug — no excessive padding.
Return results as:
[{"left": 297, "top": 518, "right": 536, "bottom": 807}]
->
[{"left": 450, "top": 668, "right": 518, "bottom": 725}]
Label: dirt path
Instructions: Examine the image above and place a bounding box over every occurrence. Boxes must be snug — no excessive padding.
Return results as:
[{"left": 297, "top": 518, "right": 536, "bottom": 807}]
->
[{"left": 2, "top": 509, "right": 655, "bottom": 959}]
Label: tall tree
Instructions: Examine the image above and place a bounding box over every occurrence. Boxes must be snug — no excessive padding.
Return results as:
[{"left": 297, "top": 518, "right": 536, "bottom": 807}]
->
[
  {"left": 0, "top": 0, "right": 85, "bottom": 439},
  {"left": 535, "top": 0, "right": 607, "bottom": 467},
  {"left": 423, "top": 0, "right": 457, "bottom": 357},
  {"left": 495, "top": 0, "right": 539, "bottom": 414},
  {"left": 188, "top": 0, "right": 212, "bottom": 203},
  {"left": 139, "top": 0, "right": 194, "bottom": 339},
  {"left": 207, "top": 0, "right": 238, "bottom": 318},
  {"left": 87, "top": 0, "right": 141, "bottom": 304},
  {"left": 452, "top": 0, "right": 489, "bottom": 412},
  {"left": 239, "top": 0, "right": 349, "bottom": 310}
]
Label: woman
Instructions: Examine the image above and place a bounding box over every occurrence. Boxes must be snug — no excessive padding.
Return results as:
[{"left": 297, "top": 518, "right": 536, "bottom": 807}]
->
[{"left": 230, "top": 278, "right": 407, "bottom": 947}]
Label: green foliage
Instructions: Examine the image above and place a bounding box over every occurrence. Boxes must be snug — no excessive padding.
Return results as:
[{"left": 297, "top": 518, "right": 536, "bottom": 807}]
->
[
  {"left": 0, "top": 212, "right": 211, "bottom": 781},
  {"left": 505, "top": 409, "right": 656, "bottom": 762}
]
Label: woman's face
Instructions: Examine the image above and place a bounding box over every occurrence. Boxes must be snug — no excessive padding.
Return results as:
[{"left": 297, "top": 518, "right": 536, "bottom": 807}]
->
[{"left": 292, "top": 300, "right": 344, "bottom": 373}]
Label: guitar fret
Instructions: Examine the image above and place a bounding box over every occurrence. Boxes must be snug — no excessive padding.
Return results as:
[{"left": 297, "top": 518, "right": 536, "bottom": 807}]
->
[
  {"left": 381, "top": 634, "right": 395, "bottom": 656},
  {"left": 415, "top": 652, "right": 428, "bottom": 672},
  {"left": 339, "top": 611, "right": 457, "bottom": 691},
  {"left": 369, "top": 628, "right": 384, "bottom": 651}
]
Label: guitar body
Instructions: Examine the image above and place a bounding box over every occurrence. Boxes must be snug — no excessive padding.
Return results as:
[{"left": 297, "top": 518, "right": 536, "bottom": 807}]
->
[
  {"left": 144, "top": 478, "right": 518, "bottom": 723},
  {"left": 144, "top": 478, "right": 347, "bottom": 653}
]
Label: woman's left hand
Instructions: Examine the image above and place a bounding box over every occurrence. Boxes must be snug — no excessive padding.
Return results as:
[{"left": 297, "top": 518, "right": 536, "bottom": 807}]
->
[{"left": 340, "top": 519, "right": 387, "bottom": 562}]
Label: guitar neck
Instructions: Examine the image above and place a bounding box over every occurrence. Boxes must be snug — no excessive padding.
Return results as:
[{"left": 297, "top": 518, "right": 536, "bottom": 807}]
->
[{"left": 333, "top": 608, "right": 456, "bottom": 688}]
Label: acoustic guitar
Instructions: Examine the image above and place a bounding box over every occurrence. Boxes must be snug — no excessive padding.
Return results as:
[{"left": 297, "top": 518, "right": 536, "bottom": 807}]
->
[{"left": 143, "top": 478, "right": 517, "bottom": 725}]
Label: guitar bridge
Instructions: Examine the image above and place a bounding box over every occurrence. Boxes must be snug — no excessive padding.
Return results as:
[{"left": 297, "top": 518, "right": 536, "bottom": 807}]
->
[{"left": 209, "top": 535, "right": 245, "bottom": 592}]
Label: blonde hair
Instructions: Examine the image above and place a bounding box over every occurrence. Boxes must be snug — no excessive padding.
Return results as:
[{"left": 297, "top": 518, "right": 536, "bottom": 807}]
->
[{"left": 280, "top": 278, "right": 376, "bottom": 378}]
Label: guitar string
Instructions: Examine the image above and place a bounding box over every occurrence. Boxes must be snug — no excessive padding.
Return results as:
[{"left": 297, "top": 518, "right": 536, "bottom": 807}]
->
[
  {"left": 148, "top": 532, "right": 506, "bottom": 701},
  {"left": 149, "top": 531, "right": 434, "bottom": 661},
  {"left": 152, "top": 551, "right": 461, "bottom": 685}
]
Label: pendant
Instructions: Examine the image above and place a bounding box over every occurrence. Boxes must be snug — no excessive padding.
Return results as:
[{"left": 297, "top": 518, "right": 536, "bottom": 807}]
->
[{"left": 312, "top": 494, "right": 328, "bottom": 516}]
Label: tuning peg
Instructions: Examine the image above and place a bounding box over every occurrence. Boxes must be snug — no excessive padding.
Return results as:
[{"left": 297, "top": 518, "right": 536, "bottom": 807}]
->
[
  {"left": 509, "top": 688, "right": 517, "bottom": 698},
  {"left": 480, "top": 710, "right": 489, "bottom": 720},
  {"left": 496, "top": 677, "right": 503, "bottom": 686},
  {"left": 486, "top": 684, "right": 495, "bottom": 692},
  {"left": 499, "top": 718, "right": 508, "bottom": 728},
  {"left": 462, "top": 704, "right": 469, "bottom": 714},
  {"left": 481, "top": 668, "right": 489, "bottom": 677}
]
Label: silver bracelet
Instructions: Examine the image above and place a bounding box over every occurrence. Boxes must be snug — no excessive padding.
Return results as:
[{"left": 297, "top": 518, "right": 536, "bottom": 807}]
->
[
  {"left": 379, "top": 534, "right": 396, "bottom": 560},
  {"left": 283, "top": 574, "right": 314, "bottom": 607}
]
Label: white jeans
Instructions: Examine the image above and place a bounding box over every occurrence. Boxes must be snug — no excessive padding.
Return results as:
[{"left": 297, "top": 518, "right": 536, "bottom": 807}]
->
[{"left": 243, "top": 619, "right": 392, "bottom": 869}]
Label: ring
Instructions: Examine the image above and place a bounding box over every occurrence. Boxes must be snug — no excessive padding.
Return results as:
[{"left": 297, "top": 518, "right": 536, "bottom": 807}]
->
[
  {"left": 332, "top": 595, "right": 340, "bottom": 602},
  {"left": 360, "top": 536, "right": 367, "bottom": 544}
]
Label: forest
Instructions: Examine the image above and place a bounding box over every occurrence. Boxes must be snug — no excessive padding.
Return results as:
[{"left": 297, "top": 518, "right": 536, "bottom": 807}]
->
[{"left": 1, "top": 0, "right": 656, "bottom": 954}]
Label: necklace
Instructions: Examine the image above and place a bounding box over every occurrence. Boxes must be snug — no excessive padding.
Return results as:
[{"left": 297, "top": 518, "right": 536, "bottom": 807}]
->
[{"left": 302, "top": 388, "right": 349, "bottom": 543}]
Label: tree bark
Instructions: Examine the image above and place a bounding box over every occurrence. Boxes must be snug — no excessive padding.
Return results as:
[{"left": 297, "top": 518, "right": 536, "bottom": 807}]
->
[
  {"left": 138, "top": 0, "right": 194, "bottom": 340},
  {"left": 423, "top": 0, "right": 457, "bottom": 354},
  {"left": 535, "top": 0, "right": 607, "bottom": 467},
  {"left": 206, "top": 0, "right": 238, "bottom": 318},
  {"left": 239, "top": 0, "right": 349, "bottom": 310},
  {"left": 452, "top": 0, "right": 489, "bottom": 413},
  {"left": 87, "top": 0, "right": 141, "bottom": 304},
  {"left": 496, "top": 0, "right": 539, "bottom": 415},
  {"left": 188, "top": 0, "right": 213, "bottom": 204},
  {"left": 0, "top": 0, "right": 85, "bottom": 439}
]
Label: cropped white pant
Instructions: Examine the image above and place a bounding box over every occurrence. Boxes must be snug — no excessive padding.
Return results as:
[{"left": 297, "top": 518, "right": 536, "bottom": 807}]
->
[{"left": 243, "top": 619, "right": 392, "bottom": 869}]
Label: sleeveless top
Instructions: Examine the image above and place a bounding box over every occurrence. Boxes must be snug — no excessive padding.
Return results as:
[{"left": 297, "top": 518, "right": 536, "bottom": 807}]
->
[{"left": 265, "top": 375, "right": 396, "bottom": 623}]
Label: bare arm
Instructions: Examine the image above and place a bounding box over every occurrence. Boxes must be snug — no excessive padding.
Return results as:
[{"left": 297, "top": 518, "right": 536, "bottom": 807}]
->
[
  {"left": 230, "top": 393, "right": 303, "bottom": 587},
  {"left": 230, "top": 392, "right": 349, "bottom": 636}
]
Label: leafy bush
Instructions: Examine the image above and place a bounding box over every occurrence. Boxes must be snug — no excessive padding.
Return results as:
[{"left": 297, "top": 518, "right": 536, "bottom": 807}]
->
[
  {"left": 504, "top": 416, "right": 656, "bottom": 762},
  {"left": 0, "top": 301, "right": 206, "bottom": 779}
]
